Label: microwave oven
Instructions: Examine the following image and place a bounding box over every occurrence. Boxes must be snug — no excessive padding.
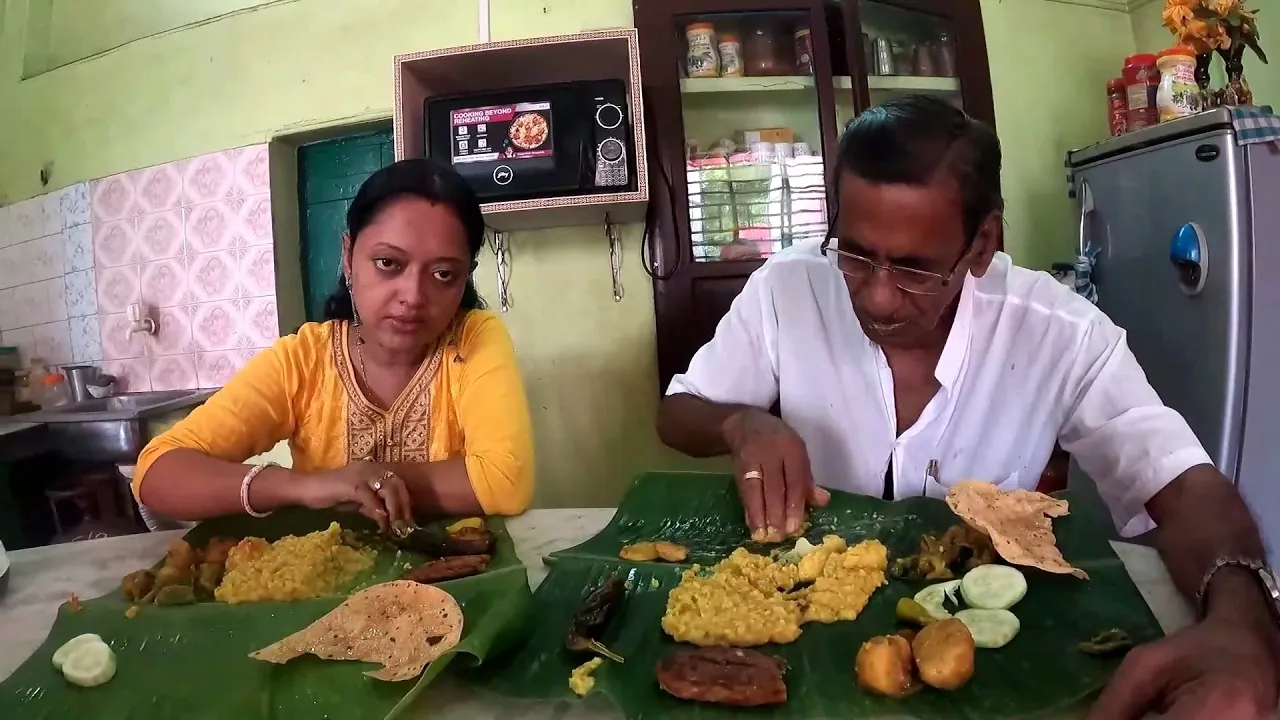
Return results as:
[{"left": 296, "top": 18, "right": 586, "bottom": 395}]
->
[{"left": 424, "top": 79, "right": 636, "bottom": 203}]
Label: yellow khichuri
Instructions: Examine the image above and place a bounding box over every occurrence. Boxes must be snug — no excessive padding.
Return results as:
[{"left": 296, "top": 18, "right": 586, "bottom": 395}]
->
[
  {"left": 661, "top": 536, "right": 888, "bottom": 647},
  {"left": 215, "top": 522, "right": 375, "bottom": 604}
]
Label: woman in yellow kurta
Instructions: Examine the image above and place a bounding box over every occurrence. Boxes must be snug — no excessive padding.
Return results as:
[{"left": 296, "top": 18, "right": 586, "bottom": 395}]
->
[{"left": 134, "top": 158, "right": 534, "bottom": 529}]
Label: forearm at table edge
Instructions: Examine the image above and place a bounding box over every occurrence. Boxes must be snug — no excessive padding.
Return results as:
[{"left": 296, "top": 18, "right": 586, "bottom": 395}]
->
[
  {"left": 1146, "top": 464, "right": 1276, "bottom": 645},
  {"left": 656, "top": 392, "right": 758, "bottom": 458},
  {"left": 465, "top": 452, "right": 533, "bottom": 516},
  {"left": 133, "top": 447, "right": 300, "bottom": 520}
]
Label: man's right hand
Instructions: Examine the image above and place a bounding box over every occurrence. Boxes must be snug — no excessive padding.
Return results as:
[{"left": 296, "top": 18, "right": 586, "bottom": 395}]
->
[{"left": 722, "top": 408, "right": 830, "bottom": 543}]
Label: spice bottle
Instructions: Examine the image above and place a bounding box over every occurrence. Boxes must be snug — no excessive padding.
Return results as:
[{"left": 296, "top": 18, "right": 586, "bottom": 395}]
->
[
  {"left": 1156, "top": 46, "right": 1201, "bottom": 123},
  {"left": 686, "top": 23, "right": 720, "bottom": 78},
  {"left": 718, "top": 32, "right": 743, "bottom": 77},
  {"left": 794, "top": 27, "right": 813, "bottom": 75},
  {"left": 1107, "top": 77, "right": 1128, "bottom": 136},
  {"left": 1123, "top": 53, "right": 1160, "bottom": 130}
]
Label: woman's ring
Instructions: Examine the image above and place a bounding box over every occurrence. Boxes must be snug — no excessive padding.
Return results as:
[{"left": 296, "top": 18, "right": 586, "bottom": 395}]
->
[
  {"left": 370, "top": 479, "right": 384, "bottom": 493},
  {"left": 742, "top": 470, "right": 763, "bottom": 481}
]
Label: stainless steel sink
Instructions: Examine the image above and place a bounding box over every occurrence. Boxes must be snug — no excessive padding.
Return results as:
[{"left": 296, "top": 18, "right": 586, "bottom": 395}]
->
[{"left": 17, "top": 389, "right": 216, "bottom": 462}]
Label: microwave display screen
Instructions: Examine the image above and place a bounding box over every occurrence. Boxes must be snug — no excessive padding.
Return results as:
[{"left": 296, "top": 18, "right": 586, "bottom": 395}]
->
[{"left": 449, "top": 101, "right": 554, "bottom": 165}]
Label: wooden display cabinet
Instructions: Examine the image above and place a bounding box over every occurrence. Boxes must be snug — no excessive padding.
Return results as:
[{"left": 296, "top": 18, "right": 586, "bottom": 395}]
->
[{"left": 635, "top": 0, "right": 995, "bottom": 391}]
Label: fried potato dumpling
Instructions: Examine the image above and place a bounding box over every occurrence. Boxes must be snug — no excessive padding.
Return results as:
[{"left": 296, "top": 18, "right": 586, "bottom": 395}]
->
[
  {"left": 619, "top": 541, "right": 688, "bottom": 563},
  {"left": 855, "top": 634, "right": 917, "bottom": 698},
  {"left": 911, "top": 618, "right": 976, "bottom": 691}
]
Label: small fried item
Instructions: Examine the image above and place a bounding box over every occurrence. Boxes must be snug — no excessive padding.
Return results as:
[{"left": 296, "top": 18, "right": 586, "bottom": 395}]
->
[
  {"left": 120, "top": 570, "right": 155, "bottom": 602},
  {"left": 401, "top": 555, "right": 489, "bottom": 584},
  {"left": 855, "top": 634, "right": 917, "bottom": 698},
  {"left": 154, "top": 585, "right": 197, "bottom": 606},
  {"left": 1080, "top": 629, "right": 1134, "bottom": 657},
  {"left": 566, "top": 577, "right": 626, "bottom": 663},
  {"left": 619, "top": 542, "right": 658, "bottom": 562},
  {"left": 912, "top": 618, "right": 976, "bottom": 691},
  {"left": 200, "top": 536, "right": 238, "bottom": 565},
  {"left": 125, "top": 605, "right": 140, "bottom": 619},
  {"left": 195, "top": 562, "right": 224, "bottom": 598},
  {"left": 397, "top": 523, "right": 494, "bottom": 557},
  {"left": 657, "top": 647, "right": 787, "bottom": 707},
  {"left": 619, "top": 541, "right": 688, "bottom": 563},
  {"left": 568, "top": 657, "right": 604, "bottom": 697}
]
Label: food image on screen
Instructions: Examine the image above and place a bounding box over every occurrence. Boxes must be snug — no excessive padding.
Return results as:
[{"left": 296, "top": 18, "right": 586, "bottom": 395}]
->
[
  {"left": 509, "top": 112, "right": 550, "bottom": 150},
  {"left": 449, "top": 100, "right": 554, "bottom": 166}
]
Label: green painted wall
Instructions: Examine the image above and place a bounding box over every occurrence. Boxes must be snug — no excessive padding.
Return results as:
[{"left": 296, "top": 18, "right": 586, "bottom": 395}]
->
[{"left": 0, "top": 0, "right": 1151, "bottom": 506}]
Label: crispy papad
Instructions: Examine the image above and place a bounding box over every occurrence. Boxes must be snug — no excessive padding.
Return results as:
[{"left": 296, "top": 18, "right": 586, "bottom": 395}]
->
[
  {"left": 250, "top": 580, "right": 464, "bottom": 681},
  {"left": 945, "top": 481, "right": 1088, "bottom": 580}
]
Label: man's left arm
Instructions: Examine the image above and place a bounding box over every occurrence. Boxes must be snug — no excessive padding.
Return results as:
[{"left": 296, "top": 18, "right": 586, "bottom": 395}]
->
[
  {"left": 1058, "top": 318, "right": 1277, "bottom": 641},
  {"left": 1144, "top": 465, "right": 1278, "bottom": 647}
]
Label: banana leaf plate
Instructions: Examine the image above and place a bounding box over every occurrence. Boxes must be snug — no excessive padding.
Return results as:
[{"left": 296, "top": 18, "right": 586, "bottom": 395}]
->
[
  {"left": 476, "top": 471, "right": 1165, "bottom": 719},
  {"left": 0, "top": 509, "right": 532, "bottom": 720}
]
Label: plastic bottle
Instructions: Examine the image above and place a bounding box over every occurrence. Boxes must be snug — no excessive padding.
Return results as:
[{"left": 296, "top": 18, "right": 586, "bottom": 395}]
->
[{"left": 37, "top": 370, "right": 70, "bottom": 408}]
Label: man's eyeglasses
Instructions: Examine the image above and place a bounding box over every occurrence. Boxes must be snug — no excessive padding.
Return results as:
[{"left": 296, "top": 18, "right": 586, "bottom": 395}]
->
[{"left": 821, "top": 239, "right": 968, "bottom": 296}]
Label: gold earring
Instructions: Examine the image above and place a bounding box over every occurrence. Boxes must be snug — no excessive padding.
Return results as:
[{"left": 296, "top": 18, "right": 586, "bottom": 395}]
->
[{"left": 346, "top": 275, "right": 361, "bottom": 327}]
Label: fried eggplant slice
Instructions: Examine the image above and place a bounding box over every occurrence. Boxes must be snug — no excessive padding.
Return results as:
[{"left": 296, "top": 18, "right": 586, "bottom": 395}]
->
[
  {"left": 566, "top": 577, "right": 626, "bottom": 662},
  {"left": 396, "top": 524, "right": 495, "bottom": 557},
  {"left": 401, "top": 554, "right": 490, "bottom": 583},
  {"left": 120, "top": 570, "right": 155, "bottom": 602},
  {"left": 657, "top": 647, "right": 787, "bottom": 707}
]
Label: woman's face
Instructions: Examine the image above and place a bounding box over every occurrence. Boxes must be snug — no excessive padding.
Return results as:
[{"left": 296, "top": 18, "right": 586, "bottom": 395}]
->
[{"left": 343, "top": 196, "right": 473, "bottom": 356}]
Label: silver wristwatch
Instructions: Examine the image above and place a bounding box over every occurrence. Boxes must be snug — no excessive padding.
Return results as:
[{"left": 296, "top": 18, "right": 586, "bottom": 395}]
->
[{"left": 1195, "top": 556, "right": 1280, "bottom": 622}]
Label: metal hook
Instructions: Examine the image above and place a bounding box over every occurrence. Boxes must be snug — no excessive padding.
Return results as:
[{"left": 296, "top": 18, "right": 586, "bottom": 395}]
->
[
  {"left": 605, "top": 215, "right": 624, "bottom": 303},
  {"left": 486, "top": 230, "right": 512, "bottom": 313}
]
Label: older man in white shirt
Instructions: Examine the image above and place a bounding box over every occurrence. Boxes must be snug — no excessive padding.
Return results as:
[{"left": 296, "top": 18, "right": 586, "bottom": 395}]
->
[{"left": 657, "top": 96, "right": 1278, "bottom": 719}]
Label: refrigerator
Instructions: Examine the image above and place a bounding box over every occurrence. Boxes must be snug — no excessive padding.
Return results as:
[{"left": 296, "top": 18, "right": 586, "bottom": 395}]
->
[{"left": 1066, "top": 108, "right": 1280, "bottom": 559}]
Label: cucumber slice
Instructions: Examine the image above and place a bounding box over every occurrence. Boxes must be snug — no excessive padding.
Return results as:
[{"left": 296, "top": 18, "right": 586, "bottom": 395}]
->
[
  {"left": 954, "top": 608, "right": 1021, "bottom": 649},
  {"left": 960, "top": 564, "right": 1028, "bottom": 610},
  {"left": 51, "top": 633, "right": 103, "bottom": 671},
  {"left": 913, "top": 580, "right": 962, "bottom": 619},
  {"left": 61, "top": 639, "right": 116, "bottom": 688}
]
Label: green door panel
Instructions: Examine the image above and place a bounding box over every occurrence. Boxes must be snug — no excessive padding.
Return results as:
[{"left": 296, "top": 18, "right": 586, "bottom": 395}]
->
[{"left": 297, "top": 127, "right": 394, "bottom": 323}]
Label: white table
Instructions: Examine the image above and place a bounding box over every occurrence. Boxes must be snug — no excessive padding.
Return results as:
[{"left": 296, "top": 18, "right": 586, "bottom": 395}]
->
[{"left": 0, "top": 509, "right": 1194, "bottom": 718}]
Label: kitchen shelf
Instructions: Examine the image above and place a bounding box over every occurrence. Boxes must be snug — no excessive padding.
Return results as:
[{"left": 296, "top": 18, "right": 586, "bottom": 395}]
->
[
  {"left": 393, "top": 28, "right": 649, "bottom": 231},
  {"left": 680, "top": 75, "right": 960, "bottom": 94}
]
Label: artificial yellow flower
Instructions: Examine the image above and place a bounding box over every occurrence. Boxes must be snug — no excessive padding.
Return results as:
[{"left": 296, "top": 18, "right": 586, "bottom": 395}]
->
[{"left": 1163, "top": 4, "right": 1195, "bottom": 28}]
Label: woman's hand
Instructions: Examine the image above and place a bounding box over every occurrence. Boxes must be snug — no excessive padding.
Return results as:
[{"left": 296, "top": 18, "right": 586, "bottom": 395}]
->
[
  {"left": 292, "top": 461, "right": 415, "bottom": 533},
  {"left": 722, "top": 408, "right": 830, "bottom": 543}
]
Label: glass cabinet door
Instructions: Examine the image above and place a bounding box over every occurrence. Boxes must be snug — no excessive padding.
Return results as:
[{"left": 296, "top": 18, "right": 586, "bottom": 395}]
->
[
  {"left": 839, "top": 0, "right": 964, "bottom": 128},
  {"left": 675, "top": 10, "right": 835, "bottom": 263}
]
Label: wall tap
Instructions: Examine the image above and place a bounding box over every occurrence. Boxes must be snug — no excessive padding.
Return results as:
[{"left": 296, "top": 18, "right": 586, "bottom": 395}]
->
[{"left": 126, "top": 303, "right": 157, "bottom": 337}]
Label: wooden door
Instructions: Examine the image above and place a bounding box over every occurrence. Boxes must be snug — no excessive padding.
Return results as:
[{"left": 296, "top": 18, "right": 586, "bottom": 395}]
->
[
  {"left": 637, "top": 0, "right": 995, "bottom": 393},
  {"left": 636, "top": 0, "right": 842, "bottom": 392},
  {"left": 297, "top": 127, "right": 394, "bottom": 324}
]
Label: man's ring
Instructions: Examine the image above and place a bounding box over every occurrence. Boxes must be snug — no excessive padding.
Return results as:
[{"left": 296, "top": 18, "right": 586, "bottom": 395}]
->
[{"left": 742, "top": 470, "right": 763, "bottom": 481}]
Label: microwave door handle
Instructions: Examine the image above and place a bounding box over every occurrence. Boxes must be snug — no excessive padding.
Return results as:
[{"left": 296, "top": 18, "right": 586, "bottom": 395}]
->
[{"left": 1077, "top": 179, "right": 1094, "bottom": 257}]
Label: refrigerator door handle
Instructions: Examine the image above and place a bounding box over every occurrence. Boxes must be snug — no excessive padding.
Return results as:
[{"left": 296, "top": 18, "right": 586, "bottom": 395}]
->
[{"left": 1077, "top": 180, "right": 1095, "bottom": 257}]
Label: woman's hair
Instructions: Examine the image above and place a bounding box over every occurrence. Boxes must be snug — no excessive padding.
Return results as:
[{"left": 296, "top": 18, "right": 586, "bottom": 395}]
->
[
  {"left": 837, "top": 95, "right": 1003, "bottom": 244},
  {"left": 323, "top": 157, "right": 486, "bottom": 321}
]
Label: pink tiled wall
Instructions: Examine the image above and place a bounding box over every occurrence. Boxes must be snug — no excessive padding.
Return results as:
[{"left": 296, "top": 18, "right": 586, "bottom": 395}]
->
[
  {"left": 0, "top": 144, "right": 280, "bottom": 393},
  {"left": 90, "top": 145, "right": 279, "bottom": 391}
]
